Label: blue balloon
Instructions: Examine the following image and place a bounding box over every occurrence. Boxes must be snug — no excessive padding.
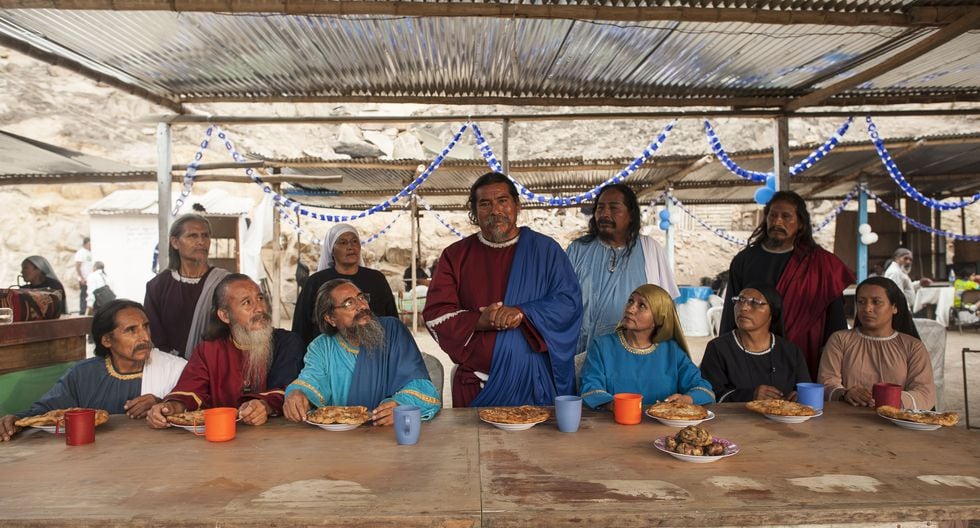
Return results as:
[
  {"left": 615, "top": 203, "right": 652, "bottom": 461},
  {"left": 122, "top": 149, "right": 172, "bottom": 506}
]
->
[
  {"left": 659, "top": 209, "right": 671, "bottom": 221},
  {"left": 659, "top": 220, "right": 671, "bottom": 231},
  {"left": 755, "top": 187, "right": 775, "bottom": 205},
  {"left": 766, "top": 175, "right": 776, "bottom": 190}
]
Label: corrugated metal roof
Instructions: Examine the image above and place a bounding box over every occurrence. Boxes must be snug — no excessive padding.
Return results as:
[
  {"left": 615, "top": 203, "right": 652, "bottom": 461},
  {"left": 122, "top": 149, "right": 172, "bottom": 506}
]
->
[
  {"left": 0, "top": 129, "right": 146, "bottom": 179},
  {"left": 87, "top": 188, "right": 254, "bottom": 216},
  {"left": 0, "top": 2, "right": 977, "bottom": 110}
]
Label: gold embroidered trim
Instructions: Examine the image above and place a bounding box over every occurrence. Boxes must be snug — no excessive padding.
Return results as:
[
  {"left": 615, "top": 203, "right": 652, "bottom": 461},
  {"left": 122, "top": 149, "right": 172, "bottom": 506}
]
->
[
  {"left": 617, "top": 330, "right": 656, "bottom": 355},
  {"left": 690, "top": 386, "right": 716, "bottom": 399},
  {"left": 290, "top": 380, "right": 324, "bottom": 406},
  {"left": 397, "top": 389, "right": 441, "bottom": 404},
  {"left": 337, "top": 335, "right": 359, "bottom": 355},
  {"left": 258, "top": 389, "right": 285, "bottom": 396},
  {"left": 105, "top": 356, "right": 143, "bottom": 380},
  {"left": 581, "top": 389, "right": 610, "bottom": 398},
  {"left": 167, "top": 391, "right": 203, "bottom": 408}
]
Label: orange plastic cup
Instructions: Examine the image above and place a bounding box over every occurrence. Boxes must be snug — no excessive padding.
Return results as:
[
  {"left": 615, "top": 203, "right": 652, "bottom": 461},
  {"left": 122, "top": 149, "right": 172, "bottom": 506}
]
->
[
  {"left": 613, "top": 393, "right": 643, "bottom": 425},
  {"left": 197, "top": 407, "right": 237, "bottom": 442}
]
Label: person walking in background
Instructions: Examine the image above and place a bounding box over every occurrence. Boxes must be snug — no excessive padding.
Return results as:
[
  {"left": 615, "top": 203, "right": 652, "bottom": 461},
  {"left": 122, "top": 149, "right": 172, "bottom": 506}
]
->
[
  {"left": 719, "top": 191, "right": 854, "bottom": 379},
  {"left": 85, "top": 261, "right": 114, "bottom": 315},
  {"left": 74, "top": 237, "right": 93, "bottom": 314}
]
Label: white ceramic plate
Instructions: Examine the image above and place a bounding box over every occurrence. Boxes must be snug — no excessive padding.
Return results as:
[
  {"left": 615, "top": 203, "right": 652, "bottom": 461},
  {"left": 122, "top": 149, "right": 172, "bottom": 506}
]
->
[
  {"left": 168, "top": 423, "right": 205, "bottom": 434},
  {"left": 305, "top": 420, "right": 362, "bottom": 432},
  {"left": 479, "top": 416, "right": 547, "bottom": 431},
  {"left": 763, "top": 409, "right": 823, "bottom": 423},
  {"left": 645, "top": 410, "right": 715, "bottom": 428},
  {"left": 654, "top": 436, "right": 739, "bottom": 463},
  {"left": 879, "top": 414, "right": 942, "bottom": 431},
  {"left": 31, "top": 425, "right": 62, "bottom": 434}
]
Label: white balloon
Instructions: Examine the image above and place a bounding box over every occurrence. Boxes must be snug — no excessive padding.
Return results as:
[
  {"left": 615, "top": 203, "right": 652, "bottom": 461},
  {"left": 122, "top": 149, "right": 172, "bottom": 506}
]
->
[
  {"left": 858, "top": 223, "right": 872, "bottom": 235},
  {"left": 861, "top": 232, "right": 878, "bottom": 245},
  {"left": 868, "top": 232, "right": 879, "bottom": 244}
]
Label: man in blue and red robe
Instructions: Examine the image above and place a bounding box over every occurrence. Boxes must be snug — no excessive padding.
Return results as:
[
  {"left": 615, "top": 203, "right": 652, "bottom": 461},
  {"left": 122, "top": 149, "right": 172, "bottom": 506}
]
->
[
  {"left": 423, "top": 172, "right": 583, "bottom": 407},
  {"left": 720, "top": 191, "right": 855, "bottom": 379}
]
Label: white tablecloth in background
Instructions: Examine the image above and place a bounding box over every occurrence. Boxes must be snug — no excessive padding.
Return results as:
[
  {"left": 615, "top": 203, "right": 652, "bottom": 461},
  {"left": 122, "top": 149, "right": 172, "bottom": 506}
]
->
[
  {"left": 677, "top": 299, "right": 711, "bottom": 337},
  {"left": 913, "top": 286, "right": 954, "bottom": 327}
]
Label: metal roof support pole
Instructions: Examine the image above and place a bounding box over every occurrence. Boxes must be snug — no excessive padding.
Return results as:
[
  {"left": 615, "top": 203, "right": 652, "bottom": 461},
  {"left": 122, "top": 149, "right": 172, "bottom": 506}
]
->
[
  {"left": 666, "top": 188, "right": 675, "bottom": 272},
  {"left": 156, "top": 122, "right": 172, "bottom": 271},
  {"left": 411, "top": 193, "right": 419, "bottom": 332},
  {"left": 773, "top": 117, "right": 790, "bottom": 191},
  {"left": 856, "top": 181, "right": 868, "bottom": 283},
  {"left": 272, "top": 182, "right": 282, "bottom": 326},
  {"left": 501, "top": 118, "right": 510, "bottom": 175},
  {"left": 934, "top": 207, "right": 946, "bottom": 280}
]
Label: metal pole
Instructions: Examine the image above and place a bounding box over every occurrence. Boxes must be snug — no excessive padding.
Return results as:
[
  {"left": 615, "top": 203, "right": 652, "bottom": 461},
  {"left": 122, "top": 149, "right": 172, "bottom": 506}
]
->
[
  {"left": 411, "top": 194, "right": 419, "bottom": 332},
  {"left": 857, "top": 184, "right": 869, "bottom": 282},
  {"left": 501, "top": 118, "right": 510, "bottom": 175},
  {"left": 272, "top": 183, "right": 282, "bottom": 326},
  {"left": 773, "top": 116, "right": 790, "bottom": 191},
  {"left": 156, "top": 122, "right": 172, "bottom": 271},
  {"left": 665, "top": 189, "right": 676, "bottom": 271}
]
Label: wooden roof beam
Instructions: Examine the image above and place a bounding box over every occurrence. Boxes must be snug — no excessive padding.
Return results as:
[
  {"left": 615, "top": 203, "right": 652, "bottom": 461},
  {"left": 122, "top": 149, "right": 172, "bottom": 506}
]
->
[{"left": 784, "top": 8, "right": 980, "bottom": 112}]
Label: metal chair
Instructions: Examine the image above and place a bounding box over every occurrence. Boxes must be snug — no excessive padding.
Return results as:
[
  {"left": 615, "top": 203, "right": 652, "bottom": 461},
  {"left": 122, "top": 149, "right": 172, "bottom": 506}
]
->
[{"left": 963, "top": 348, "right": 979, "bottom": 430}]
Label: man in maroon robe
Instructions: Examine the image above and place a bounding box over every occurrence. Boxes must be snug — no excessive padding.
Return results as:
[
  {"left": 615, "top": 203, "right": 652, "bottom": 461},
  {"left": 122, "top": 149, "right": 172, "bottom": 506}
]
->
[
  {"left": 146, "top": 274, "right": 305, "bottom": 427},
  {"left": 720, "top": 191, "right": 855, "bottom": 378},
  {"left": 423, "top": 172, "right": 582, "bottom": 407}
]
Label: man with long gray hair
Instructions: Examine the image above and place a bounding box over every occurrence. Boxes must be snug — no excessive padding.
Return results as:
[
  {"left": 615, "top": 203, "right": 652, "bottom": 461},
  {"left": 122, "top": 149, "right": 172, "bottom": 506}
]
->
[
  {"left": 283, "top": 279, "right": 440, "bottom": 426},
  {"left": 143, "top": 213, "right": 230, "bottom": 358},
  {"left": 146, "top": 274, "right": 305, "bottom": 428}
]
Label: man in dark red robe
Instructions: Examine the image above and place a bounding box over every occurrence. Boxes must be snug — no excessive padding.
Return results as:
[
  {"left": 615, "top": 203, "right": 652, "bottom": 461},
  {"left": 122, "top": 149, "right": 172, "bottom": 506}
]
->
[
  {"left": 146, "top": 274, "right": 305, "bottom": 427},
  {"left": 720, "top": 191, "right": 855, "bottom": 379},
  {"left": 423, "top": 172, "right": 582, "bottom": 407}
]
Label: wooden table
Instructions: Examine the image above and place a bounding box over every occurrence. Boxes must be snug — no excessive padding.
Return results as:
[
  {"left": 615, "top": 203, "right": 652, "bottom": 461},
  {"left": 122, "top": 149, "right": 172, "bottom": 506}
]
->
[
  {"left": 0, "top": 316, "right": 91, "bottom": 374},
  {"left": 1, "top": 404, "right": 978, "bottom": 527}
]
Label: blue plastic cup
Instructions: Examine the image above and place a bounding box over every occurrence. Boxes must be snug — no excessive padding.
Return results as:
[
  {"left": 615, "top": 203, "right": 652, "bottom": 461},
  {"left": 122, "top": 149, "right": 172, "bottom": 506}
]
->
[
  {"left": 555, "top": 395, "right": 583, "bottom": 433},
  {"left": 796, "top": 382, "right": 825, "bottom": 411},
  {"left": 394, "top": 405, "right": 421, "bottom": 445}
]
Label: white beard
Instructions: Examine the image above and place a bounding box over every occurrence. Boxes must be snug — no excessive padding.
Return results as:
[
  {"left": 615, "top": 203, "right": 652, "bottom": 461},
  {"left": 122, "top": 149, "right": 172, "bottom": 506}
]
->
[{"left": 231, "top": 322, "right": 274, "bottom": 387}]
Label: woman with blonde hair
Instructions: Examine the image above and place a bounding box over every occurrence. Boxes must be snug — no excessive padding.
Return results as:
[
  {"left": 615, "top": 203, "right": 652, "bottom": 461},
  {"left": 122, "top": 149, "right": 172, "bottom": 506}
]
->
[{"left": 580, "top": 284, "right": 715, "bottom": 409}]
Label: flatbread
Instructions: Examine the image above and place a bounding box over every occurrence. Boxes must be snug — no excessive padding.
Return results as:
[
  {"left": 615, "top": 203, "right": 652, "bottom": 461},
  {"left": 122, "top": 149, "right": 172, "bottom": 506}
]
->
[
  {"left": 745, "top": 399, "right": 816, "bottom": 417},
  {"left": 307, "top": 406, "right": 370, "bottom": 425},
  {"left": 479, "top": 406, "right": 551, "bottom": 425},
  {"left": 647, "top": 401, "right": 709, "bottom": 420},
  {"left": 877, "top": 405, "right": 959, "bottom": 427},
  {"left": 15, "top": 408, "right": 110, "bottom": 428},
  {"left": 166, "top": 410, "right": 205, "bottom": 426}
]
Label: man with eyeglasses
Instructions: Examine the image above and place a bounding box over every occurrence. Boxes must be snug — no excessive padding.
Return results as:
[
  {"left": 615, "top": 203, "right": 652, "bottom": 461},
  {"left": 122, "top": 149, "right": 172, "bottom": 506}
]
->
[
  {"left": 424, "top": 172, "right": 582, "bottom": 407},
  {"left": 282, "top": 279, "right": 441, "bottom": 425},
  {"left": 292, "top": 223, "right": 398, "bottom": 345},
  {"left": 566, "top": 184, "right": 679, "bottom": 357},
  {"left": 146, "top": 274, "right": 305, "bottom": 428},
  {"left": 719, "top": 191, "right": 854, "bottom": 379}
]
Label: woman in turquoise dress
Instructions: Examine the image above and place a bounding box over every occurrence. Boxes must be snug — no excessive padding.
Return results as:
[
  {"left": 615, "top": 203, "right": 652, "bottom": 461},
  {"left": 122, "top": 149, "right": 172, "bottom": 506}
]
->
[{"left": 580, "top": 284, "right": 715, "bottom": 409}]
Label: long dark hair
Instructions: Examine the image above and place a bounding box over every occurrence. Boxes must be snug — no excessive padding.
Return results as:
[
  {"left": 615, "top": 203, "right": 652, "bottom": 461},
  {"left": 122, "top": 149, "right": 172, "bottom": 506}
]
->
[
  {"left": 92, "top": 299, "right": 146, "bottom": 358},
  {"left": 466, "top": 172, "right": 519, "bottom": 225},
  {"left": 168, "top": 213, "right": 211, "bottom": 271},
  {"left": 579, "top": 183, "right": 642, "bottom": 259},
  {"left": 741, "top": 282, "right": 785, "bottom": 337},
  {"left": 853, "top": 276, "right": 920, "bottom": 339},
  {"left": 747, "top": 191, "right": 816, "bottom": 251}
]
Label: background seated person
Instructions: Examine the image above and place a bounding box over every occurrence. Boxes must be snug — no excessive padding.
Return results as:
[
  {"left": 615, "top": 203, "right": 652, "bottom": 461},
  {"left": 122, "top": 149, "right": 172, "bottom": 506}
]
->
[
  {"left": 146, "top": 274, "right": 305, "bottom": 428},
  {"left": 0, "top": 300, "right": 186, "bottom": 441},
  {"left": 283, "top": 279, "right": 440, "bottom": 426},
  {"left": 293, "top": 223, "right": 398, "bottom": 345},
  {"left": 20, "top": 255, "right": 67, "bottom": 315},
  {"left": 819, "top": 277, "right": 936, "bottom": 410},
  {"left": 700, "top": 284, "right": 810, "bottom": 402},
  {"left": 579, "top": 284, "right": 715, "bottom": 409}
]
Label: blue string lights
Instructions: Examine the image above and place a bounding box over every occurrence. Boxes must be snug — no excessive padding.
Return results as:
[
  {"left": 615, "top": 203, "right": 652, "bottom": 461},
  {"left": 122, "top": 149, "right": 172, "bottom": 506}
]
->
[
  {"left": 866, "top": 117, "right": 979, "bottom": 211},
  {"left": 415, "top": 194, "right": 467, "bottom": 239},
  {"left": 472, "top": 121, "right": 676, "bottom": 206},
  {"left": 863, "top": 185, "right": 980, "bottom": 242},
  {"left": 661, "top": 191, "right": 748, "bottom": 246},
  {"left": 812, "top": 185, "right": 860, "bottom": 233},
  {"left": 171, "top": 126, "right": 214, "bottom": 216},
  {"left": 705, "top": 117, "right": 853, "bottom": 183}
]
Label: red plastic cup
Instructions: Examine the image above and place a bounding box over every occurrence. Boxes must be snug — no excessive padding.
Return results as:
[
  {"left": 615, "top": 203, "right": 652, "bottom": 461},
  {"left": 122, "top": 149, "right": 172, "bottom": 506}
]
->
[
  {"left": 872, "top": 382, "right": 902, "bottom": 409},
  {"left": 64, "top": 409, "right": 96, "bottom": 446},
  {"left": 613, "top": 393, "right": 643, "bottom": 425}
]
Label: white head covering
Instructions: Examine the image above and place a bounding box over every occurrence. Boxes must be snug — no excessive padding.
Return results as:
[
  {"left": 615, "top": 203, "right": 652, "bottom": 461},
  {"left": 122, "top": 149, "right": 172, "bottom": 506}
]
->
[{"left": 317, "top": 223, "right": 361, "bottom": 272}]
